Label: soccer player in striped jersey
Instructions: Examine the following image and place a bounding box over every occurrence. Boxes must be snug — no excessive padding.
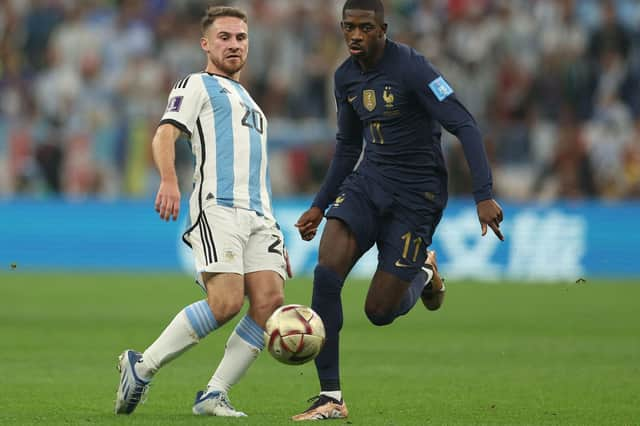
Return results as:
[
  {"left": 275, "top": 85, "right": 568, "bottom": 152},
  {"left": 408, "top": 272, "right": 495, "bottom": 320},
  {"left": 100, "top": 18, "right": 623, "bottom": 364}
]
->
[{"left": 115, "top": 6, "right": 290, "bottom": 417}]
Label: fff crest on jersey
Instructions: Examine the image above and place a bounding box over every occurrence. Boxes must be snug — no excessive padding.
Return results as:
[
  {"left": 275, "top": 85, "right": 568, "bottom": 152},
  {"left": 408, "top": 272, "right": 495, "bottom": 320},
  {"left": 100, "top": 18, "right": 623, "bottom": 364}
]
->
[
  {"left": 363, "top": 89, "right": 376, "bottom": 111},
  {"left": 383, "top": 86, "right": 394, "bottom": 108}
]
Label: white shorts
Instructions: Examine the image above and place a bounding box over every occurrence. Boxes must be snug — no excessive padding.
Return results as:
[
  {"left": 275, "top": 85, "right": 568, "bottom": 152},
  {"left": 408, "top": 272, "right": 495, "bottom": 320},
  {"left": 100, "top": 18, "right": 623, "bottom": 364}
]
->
[{"left": 183, "top": 205, "right": 287, "bottom": 283}]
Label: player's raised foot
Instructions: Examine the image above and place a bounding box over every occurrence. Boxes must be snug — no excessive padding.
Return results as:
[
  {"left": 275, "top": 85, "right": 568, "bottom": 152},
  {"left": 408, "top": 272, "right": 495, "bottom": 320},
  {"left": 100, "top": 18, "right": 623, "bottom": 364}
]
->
[
  {"left": 114, "top": 350, "right": 151, "bottom": 414},
  {"left": 421, "top": 250, "right": 446, "bottom": 311},
  {"left": 291, "top": 395, "right": 348, "bottom": 421},
  {"left": 192, "top": 390, "right": 247, "bottom": 417}
]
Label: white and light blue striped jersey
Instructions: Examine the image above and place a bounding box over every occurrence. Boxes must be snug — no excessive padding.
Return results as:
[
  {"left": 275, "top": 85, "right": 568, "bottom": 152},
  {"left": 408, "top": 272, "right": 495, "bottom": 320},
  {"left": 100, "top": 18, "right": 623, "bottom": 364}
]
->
[{"left": 160, "top": 72, "right": 274, "bottom": 221}]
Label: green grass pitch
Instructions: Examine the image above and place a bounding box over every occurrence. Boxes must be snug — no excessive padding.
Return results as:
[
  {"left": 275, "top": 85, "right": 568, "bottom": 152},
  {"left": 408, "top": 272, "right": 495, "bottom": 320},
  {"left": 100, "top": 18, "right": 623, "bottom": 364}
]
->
[{"left": 1, "top": 273, "right": 639, "bottom": 425}]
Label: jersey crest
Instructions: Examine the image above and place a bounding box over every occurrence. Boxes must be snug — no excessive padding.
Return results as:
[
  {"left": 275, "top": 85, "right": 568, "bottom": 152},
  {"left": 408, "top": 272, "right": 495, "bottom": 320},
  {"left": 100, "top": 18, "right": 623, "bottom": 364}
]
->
[
  {"left": 383, "top": 86, "right": 395, "bottom": 108},
  {"left": 363, "top": 89, "right": 376, "bottom": 111}
]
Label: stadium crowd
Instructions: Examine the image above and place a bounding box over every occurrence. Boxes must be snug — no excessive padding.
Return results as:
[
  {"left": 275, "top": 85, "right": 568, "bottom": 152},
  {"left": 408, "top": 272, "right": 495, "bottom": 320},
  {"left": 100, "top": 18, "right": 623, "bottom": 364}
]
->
[{"left": 1, "top": 0, "right": 640, "bottom": 200}]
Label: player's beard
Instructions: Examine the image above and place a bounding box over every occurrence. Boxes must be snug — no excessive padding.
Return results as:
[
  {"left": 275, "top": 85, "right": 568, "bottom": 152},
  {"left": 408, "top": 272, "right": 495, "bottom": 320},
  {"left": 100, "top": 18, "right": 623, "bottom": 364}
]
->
[{"left": 211, "top": 55, "right": 245, "bottom": 77}]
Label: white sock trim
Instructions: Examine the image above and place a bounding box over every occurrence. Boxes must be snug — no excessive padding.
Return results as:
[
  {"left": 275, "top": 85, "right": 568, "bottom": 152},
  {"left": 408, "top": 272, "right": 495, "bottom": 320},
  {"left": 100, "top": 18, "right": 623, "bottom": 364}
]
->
[{"left": 320, "top": 390, "right": 342, "bottom": 401}]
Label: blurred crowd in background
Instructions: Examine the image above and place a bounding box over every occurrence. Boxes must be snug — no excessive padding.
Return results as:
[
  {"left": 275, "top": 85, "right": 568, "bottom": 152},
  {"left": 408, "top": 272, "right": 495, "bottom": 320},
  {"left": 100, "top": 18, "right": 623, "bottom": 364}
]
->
[{"left": 1, "top": 0, "right": 640, "bottom": 201}]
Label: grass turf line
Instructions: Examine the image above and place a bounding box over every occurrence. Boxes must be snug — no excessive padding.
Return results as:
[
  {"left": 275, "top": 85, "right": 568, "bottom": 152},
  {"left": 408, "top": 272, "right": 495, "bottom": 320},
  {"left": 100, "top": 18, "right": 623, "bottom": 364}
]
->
[{"left": 0, "top": 273, "right": 638, "bottom": 425}]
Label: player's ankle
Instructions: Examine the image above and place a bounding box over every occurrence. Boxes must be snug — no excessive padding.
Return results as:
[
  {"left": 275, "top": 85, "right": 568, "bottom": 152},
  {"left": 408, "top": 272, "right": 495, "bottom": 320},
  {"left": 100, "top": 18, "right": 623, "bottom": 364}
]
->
[
  {"left": 320, "top": 390, "right": 342, "bottom": 401},
  {"left": 134, "top": 358, "right": 155, "bottom": 381}
]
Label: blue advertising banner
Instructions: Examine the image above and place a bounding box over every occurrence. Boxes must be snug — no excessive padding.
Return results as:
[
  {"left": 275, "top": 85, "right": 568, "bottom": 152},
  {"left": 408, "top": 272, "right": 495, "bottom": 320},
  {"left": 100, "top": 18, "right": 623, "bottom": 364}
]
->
[{"left": 1, "top": 198, "right": 638, "bottom": 280}]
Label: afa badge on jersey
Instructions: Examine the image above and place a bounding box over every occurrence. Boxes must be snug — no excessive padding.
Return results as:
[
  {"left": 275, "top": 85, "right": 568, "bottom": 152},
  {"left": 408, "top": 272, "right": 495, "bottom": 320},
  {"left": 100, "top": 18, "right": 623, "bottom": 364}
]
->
[{"left": 428, "top": 76, "right": 454, "bottom": 101}]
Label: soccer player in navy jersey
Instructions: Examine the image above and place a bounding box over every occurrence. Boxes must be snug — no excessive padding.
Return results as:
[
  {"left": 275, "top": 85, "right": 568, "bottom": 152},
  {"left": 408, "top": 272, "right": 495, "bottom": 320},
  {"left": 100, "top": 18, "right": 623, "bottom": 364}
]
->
[{"left": 293, "top": 0, "right": 503, "bottom": 420}]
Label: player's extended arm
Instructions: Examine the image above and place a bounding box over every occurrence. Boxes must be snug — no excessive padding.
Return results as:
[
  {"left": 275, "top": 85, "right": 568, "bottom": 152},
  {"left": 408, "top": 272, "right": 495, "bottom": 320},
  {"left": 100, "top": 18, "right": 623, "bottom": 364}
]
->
[
  {"left": 311, "top": 140, "right": 362, "bottom": 210},
  {"left": 435, "top": 107, "right": 492, "bottom": 203},
  {"left": 442, "top": 114, "right": 504, "bottom": 240},
  {"left": 152, "top": 123, "right": 182, "bottom": 221},
  {"left": 296, "top": 84, "right": 363, "bottom": 241},
  {"left": 311, "top": 81, "right": 364, "bottom": 212},
  {"left": 443, "top": 118, "right": 504, "bottom": 240},
  {"left": 295, "top": 136, "right": 362, "bottom": 241},
  {"left": 411, "top": 59, "right": 503, "bottom": 239}
]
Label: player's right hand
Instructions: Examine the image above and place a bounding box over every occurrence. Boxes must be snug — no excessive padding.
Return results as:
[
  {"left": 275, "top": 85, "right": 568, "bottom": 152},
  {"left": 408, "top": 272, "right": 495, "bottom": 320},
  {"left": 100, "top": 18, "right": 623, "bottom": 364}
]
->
[
  {"left": 155, "top": 180, "right": 181, "bottom": 221},
  {"left": 295, "top": 206, "right": 323, "bottom": 241}
]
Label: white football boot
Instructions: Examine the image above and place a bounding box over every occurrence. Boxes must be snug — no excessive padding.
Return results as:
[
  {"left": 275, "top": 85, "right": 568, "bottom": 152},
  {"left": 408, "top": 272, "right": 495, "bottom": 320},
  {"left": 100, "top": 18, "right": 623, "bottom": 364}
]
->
[
  {"left": 192, "top": 391, "right": 247, "bottom": 417},
  {"left": 114, "top": 350, "right": 151, "bottom": 414}
]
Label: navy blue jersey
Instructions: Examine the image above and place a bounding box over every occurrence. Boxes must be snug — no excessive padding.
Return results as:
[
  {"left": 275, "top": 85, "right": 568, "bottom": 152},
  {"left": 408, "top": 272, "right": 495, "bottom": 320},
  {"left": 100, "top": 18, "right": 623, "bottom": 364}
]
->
[{"left": 313, "top": 39, "right": 493, "bottom": 213}]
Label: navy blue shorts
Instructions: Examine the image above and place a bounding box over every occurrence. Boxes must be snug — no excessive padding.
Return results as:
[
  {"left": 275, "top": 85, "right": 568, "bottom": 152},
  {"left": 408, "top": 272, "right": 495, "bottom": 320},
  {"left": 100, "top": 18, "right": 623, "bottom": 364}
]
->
[{"left": 325, "top": 173, "right": 443, "bottom": 282}]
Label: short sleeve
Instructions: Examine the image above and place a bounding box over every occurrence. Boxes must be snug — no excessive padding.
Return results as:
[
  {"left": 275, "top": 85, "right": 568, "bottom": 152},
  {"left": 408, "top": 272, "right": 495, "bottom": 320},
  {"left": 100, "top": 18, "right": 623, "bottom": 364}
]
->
[{"left": 159, "top": 74, "right": 206, "bottom": 138}]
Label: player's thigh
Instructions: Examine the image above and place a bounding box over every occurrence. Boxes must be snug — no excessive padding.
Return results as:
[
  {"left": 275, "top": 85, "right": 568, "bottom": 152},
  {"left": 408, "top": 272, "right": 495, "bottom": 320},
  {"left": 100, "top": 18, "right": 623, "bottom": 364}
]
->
[
  {"left": 188, "top": 205, "right": 249, "bottom": 277},
  {"left": 243, "top": 217, "right": 287, "bottom": 280},
  {"left": 316, "top": 218, "right": 364, "bottom": 278},
  {"left": 376, "top": 211, "right": 441, "bottom": 283},
  {"left": 244, "top": 270, "right": 285, "bottom": 327},
  {"left": 322, "top": 184, "right": 378, "bottom": 276},
  {"left": 365, "top": 269, "right": 411, "bottom": 312}
]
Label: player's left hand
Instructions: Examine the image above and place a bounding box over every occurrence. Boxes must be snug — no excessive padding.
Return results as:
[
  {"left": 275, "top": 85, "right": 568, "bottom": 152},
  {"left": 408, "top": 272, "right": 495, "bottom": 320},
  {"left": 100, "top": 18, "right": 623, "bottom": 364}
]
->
[
  {"left": 155, "top": 179, "right": 181, "bottom": 221},
  {"left": 476, "top": 199, "right": 504, "bottom": 241}
]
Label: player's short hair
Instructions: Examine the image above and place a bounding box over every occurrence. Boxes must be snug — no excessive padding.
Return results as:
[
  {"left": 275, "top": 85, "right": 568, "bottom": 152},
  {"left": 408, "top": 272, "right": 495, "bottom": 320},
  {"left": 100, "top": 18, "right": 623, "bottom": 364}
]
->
[
  {"left": 201, "top": 6, "right": 248, "bottom": 34},
  {"left": 342, "top": 0, "right": 385, "bottom": 22}
]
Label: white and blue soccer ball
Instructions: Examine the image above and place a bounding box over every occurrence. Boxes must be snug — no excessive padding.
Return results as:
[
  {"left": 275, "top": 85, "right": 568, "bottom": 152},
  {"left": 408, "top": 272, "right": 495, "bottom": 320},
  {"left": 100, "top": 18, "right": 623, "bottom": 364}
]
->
[{"left": 264, "top": 304, "right": 325, "bottom": 365}]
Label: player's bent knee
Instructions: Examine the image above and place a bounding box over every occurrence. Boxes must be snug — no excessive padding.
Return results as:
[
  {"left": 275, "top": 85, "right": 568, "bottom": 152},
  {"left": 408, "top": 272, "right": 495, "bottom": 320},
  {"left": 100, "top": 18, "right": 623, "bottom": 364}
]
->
[
  {"left": 364, "top": 306, "right": 396, "bottom": 326},
  {"left": 248, "top": 293, "right": 284, "bottom": 328},
  {"left": 254, "top": 292, "right": 285, "bottom": 316},
  {"left": 271, "top": 293, "right": 285, "bottom": 309},
  {"left": 207, "top": 298, "right": 243, "bottom": 325}
]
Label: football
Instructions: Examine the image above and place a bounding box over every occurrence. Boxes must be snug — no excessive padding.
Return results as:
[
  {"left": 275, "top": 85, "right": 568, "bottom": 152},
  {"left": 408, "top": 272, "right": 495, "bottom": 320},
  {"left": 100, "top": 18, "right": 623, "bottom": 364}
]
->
[{"left": 264, "top": 304, "right": 326, "bottom": 365}]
